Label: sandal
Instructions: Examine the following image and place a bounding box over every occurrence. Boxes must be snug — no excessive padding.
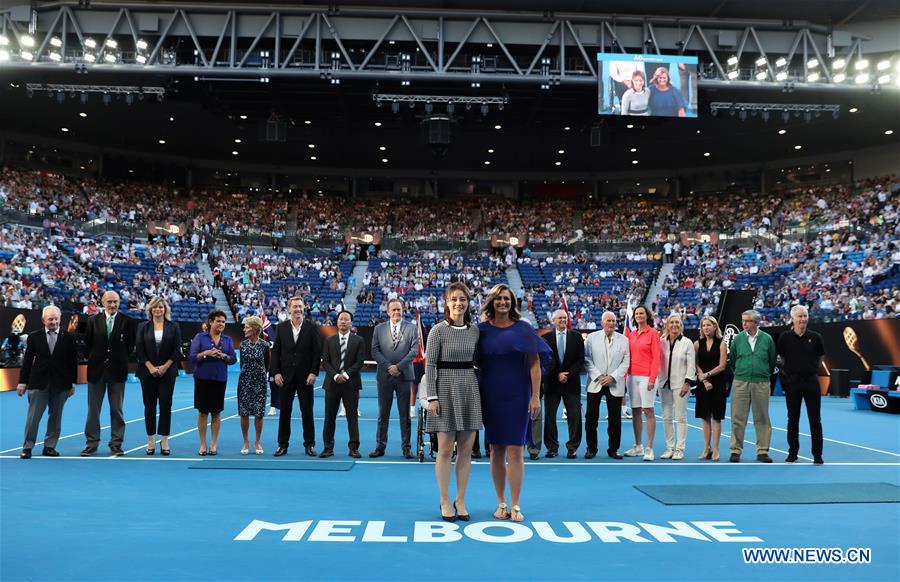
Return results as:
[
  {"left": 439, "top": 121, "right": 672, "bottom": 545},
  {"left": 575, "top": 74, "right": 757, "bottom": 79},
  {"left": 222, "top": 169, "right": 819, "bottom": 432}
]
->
[
  {"left": 161, "top": 448, "right": 170, "bottom": 456},
  {"left": 698, "top": 448, "right": 711, "bottom": 460},
  {"left": 711, "top": 449, "right": 720, "bottom": 462},
  {"left": 255, "top": 445, "right": 264, "bottom": 455},
  {"left": 510, "top": 505, "right": 524, "bottom": 523},
  {"left": 493, "top": 502, "right": 511, "bottom": 520},
  {"left": 240, "top": 447, "right": 249, "bottom": 455}
]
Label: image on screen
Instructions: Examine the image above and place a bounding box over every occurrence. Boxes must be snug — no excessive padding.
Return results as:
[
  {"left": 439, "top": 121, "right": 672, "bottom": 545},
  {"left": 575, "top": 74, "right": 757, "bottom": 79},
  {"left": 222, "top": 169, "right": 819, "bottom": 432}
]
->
[{"left": 597, "top": 53, "right": 699, "bottom": 118}]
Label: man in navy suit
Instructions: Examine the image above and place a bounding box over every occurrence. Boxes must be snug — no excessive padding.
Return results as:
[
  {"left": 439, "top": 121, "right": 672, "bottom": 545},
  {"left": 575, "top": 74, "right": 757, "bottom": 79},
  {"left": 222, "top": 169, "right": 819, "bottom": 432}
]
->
[
  {"left": 542, "top": 310, "right": 584, "bottom": 458},
  {"left": 17, "top": 305, "right": 78, "bottom": 459}
]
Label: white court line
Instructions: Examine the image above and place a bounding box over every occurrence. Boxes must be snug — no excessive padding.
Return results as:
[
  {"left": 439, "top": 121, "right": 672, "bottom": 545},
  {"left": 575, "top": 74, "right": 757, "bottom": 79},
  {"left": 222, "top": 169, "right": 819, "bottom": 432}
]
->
[
  {"left": 0, "top": 396, "right": 238, "bottom": 455},
  {"left": 2, "top": 456, "right": 898, "bottom": 467},
  {"left": 685, "top": 405, "right": 900, "bottom": 458},
  {"left": 121, "top": 414, "right": 239, "bottom": 455}
]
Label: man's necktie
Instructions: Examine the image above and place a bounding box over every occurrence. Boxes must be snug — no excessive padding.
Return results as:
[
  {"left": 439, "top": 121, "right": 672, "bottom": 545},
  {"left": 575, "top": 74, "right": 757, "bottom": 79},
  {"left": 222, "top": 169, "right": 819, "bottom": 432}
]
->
[
  {"left": 106, "top": 316, "right": 114, "bottom": 339},
  {"left": 340, "top": 335, "right": 347, "bottom": 372},
  {"left": 48, "top": 330, "right": 57, "bottom": 355},
  {"left": 557, "top": 332, "right": 566, "bottom": 364},
  {"left": 391, "top": 324, "right": 399, "bottom": 347}
]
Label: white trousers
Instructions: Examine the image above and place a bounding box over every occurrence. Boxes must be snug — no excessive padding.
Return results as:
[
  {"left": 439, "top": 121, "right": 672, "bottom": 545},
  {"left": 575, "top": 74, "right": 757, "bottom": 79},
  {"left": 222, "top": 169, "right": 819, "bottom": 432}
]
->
[{"left": 659, "top": 388, "right": 689, "bottom": 453}]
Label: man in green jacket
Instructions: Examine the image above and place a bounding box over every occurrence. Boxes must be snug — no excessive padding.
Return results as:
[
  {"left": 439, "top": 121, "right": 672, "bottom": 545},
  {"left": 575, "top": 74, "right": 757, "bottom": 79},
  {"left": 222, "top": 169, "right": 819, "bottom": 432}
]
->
[{"left": 728, "top": 309, "right": 776, "bottom": 463}]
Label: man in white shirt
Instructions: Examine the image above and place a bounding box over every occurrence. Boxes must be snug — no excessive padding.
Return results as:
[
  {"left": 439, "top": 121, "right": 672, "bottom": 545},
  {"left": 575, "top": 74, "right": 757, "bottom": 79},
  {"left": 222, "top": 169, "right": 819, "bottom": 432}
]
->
[{"left": 583, "top": 312, "right": 631, "bottom": 459}]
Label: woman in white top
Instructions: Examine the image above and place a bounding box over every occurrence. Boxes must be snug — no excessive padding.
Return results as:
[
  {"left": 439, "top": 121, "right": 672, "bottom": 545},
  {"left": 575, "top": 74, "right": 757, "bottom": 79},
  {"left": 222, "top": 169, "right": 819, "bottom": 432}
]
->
[{"left": 656, "top": 314, "right": 696, "bottom": 460}]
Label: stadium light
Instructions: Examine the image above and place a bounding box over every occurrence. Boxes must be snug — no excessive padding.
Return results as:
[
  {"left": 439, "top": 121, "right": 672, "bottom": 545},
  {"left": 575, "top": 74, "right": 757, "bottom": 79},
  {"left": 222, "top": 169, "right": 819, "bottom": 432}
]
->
[
  {"left": 775, "top": 57, "right": 787, "bottom": 68},
  {"left": 726, "top": 55, "right": 738, "bottom": 67},
  {"left": 875, "top": 60, "right": 890, "bottom": 71},
  {"left": 0, "top": 50, "right": 9, "bottom": 62},
  {"left": 833, "top": 72, "right": 846, "bottom": 83},
  {"left": 855, "top": 73, "right": 870, "bottom": 84},
  {"left": 877, "top": 74, "right": 891, "bottom": 85},
  {"left": 727, "top": 69, "right": 740, "bottom": 80},
  {"left": 50, "top": 37, "right": 62, "bottom": 48},
  {"left": 49, "top": 51, "right": 62, "bottom": 62},
  {"left": 755, "top": 70, "right": 767, "bottom": 81},
  {"left": 854, "top": 59, "right": 869, "bottom": 71},
  {"left": 136, "top": 39, "right": 149, "bottom": 51},
  {"left": 136, "top": 54, "right": 147, "bottom": 64},
  {"left": 84, "top": 38, "right": 97, "bottom": 49},
  {"left": 807, "top": 58, "right": 819, "bottom": 69},
  {"left": 832, "top": 57, "right": 846, "bottom": 70},
  {"left": 105, "top": 39, "right": 118, "bottom": 49},
  {"left": 755, "top": 56, "right": 767, "bottom": 67},
  {"left": 807, "top": 72, "right": 820, "bottom": 82},
  {"left": 775, "top": 70, "right": 788, "bottom": 81},
  {"left": 20, "top": 34, "right": 35, "bottom": 48},
  {"left": 0, "top": 35, "right": 9, "bottom": 46},
  {"left": 20, "top": 50, "right": 34, "bottom": 61},
  {"left": 84, "top": 53, "right": 96, "bottom": 63},
  {"left": 103, "top": 53, "right": 117, "bottom": 63}
]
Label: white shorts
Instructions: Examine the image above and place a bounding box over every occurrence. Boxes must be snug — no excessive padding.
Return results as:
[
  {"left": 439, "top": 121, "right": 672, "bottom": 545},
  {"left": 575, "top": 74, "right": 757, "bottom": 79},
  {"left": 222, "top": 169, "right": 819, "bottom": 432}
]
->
[{"left": 627, "top": 375, "right": 657, "bottom": 409}]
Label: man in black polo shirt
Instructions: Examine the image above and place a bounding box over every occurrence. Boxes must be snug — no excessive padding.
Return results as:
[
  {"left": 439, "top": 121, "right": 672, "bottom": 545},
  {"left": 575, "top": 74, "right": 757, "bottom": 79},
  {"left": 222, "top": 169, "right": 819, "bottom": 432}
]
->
[{"left": 777, "top": 305, "right": 826, "bottom": 465}]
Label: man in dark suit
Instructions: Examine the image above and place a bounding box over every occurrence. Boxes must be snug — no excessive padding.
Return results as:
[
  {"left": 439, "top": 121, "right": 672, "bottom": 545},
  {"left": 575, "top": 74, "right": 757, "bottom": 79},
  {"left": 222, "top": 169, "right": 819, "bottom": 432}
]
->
[
  {"left": 370, "top": 299, "right": 418, "bottom": 458},
  {"left": 82, "top": 290, "right": 136, "bottom": 457},
  {"left": 542, "top": 310, "right": 584, "bottom": 458},
  {"left": 17, "top": 306, "right": 78, "bottom": 459},
  {"left": 320, "top": 311, "right": 365, "bottom": 458},
  {"left": 270, "top": 296, "right": 322, "bottom": 457}
]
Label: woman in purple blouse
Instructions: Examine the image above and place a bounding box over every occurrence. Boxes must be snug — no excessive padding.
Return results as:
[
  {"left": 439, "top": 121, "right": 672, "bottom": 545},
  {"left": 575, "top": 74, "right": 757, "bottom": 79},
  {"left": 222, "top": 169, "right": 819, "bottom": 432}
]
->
[{"left": 190, "top": 310, "right": 236, "bottom": 456}]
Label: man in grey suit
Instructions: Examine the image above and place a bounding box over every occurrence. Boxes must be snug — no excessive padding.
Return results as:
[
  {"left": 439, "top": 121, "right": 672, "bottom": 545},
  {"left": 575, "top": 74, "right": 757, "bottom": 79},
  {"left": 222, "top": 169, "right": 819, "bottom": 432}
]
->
[
  {"left": 583, "top": 311, "right": 631, "bottom": 460},
  {"left": 370, "top": 299, "right": 418, "bottom": 458}
]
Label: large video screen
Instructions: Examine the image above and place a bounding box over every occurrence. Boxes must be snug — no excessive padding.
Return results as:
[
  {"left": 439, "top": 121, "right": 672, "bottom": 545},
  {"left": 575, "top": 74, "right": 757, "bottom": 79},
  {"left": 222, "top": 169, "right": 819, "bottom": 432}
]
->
[{"left": 597, "top": 53, "right": 698, "bottom": 118}]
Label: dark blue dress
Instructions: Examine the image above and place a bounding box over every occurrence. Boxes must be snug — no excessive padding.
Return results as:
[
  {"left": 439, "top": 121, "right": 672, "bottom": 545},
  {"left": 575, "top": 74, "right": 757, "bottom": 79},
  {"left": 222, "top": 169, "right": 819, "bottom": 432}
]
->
[{"left": 478, "top": 320, "right": 552, "bottom": 445}]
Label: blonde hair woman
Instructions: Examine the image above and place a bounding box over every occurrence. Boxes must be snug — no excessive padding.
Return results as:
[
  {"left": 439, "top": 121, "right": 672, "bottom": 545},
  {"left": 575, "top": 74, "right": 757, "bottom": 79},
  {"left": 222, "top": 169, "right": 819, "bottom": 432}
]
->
[
  {"left": 135, "top": 297, "right": 182, "bottom": 455},
  {"left": 238, "top": 315, "right": 269, "bottom": 455},
  {"left": 694, "top": 316, "right": 728, "bottom": 461}
]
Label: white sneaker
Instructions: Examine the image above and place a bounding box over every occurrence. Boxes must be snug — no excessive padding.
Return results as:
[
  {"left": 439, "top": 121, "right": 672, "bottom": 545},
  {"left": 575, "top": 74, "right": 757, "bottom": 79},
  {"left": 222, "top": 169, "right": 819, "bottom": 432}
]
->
[
  {"left": 267, "top": 406, "right": 276, "bottom": 416},
  {"left": 672, "top": 450, "right": 684, "bottom": 461},
  {"left": 659, "top": 449, "right": 674, "bottom": 460},
  {"left": 338, "top": 406, "right": 346, "bottom": 417},
  {"left": 622, "top": 408, "right": 632, "bottom": 419},
  {"left": 643, "top": 448, "right": 655, "bottom": 461},
  {"left": 562, "top": 409, "right": 568, "bottom": 420},
  {"left": 604, "top": 413, "right": 609, "bottom": 420},
  {"left": 409, "top": 405, "right": 416, "bottom": 419},
  {"left": 624, "top": 444, "right": 644, "bottom": 457}
]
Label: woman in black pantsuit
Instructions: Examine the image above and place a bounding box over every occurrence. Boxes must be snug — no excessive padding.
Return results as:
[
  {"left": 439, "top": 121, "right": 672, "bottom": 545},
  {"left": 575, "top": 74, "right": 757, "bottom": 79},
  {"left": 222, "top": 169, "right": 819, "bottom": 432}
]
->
[{"left": 135, "top": 297, "right": 182, "bottom": 456}]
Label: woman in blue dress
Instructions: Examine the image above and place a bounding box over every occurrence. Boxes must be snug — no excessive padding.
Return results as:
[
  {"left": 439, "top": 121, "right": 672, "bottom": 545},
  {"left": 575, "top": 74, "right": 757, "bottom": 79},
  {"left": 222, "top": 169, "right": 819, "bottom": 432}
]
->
[{"left": 478, "top": 284, "right": 551, "bottom": 522}]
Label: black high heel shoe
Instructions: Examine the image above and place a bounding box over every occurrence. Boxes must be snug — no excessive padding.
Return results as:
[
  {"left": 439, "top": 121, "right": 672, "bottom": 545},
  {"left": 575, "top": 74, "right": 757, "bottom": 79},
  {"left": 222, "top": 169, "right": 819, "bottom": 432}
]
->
[
  {"left": 161, "top": 448, "right": 171, "bottom": 456},
  {"left": 440, "top": 504, "right": 457, "bottom": 522},
  {"left": 146, "top": 446, "right": 155, "bottom": 455},
  {"left": 453, "top": 501, "right": 470, "bottom": 521}
]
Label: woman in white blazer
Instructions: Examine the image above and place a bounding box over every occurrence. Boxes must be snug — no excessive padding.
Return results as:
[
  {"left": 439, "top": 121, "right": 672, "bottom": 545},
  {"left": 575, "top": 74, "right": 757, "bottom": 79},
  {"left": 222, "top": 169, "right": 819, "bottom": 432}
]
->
[{"left": 656, "top": 314, "right": 696, "bottom": 460}]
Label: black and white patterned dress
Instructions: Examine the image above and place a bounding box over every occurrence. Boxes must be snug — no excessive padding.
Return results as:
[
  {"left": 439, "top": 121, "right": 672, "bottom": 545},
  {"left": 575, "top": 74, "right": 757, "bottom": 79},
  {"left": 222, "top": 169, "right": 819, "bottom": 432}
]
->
[
  {"left": 237, "top": 340, "right": 268, "bottom": 417},
  {"left": 424, "top": 322, "right": 482, "bottom": 433}
]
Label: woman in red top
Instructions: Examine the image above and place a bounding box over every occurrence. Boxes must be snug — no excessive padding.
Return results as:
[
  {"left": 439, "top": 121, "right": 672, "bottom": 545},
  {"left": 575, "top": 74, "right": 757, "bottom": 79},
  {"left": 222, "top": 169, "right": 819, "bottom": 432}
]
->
[{"left": 624, "top": 306, "right": 661, "bottom": 461}]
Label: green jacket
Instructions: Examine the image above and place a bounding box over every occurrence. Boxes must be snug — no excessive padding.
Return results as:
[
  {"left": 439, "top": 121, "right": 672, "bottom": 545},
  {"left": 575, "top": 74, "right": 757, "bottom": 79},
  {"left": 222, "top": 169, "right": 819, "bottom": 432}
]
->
[{"left": 728, "top": 330, "right": 776, "bottom": 383}]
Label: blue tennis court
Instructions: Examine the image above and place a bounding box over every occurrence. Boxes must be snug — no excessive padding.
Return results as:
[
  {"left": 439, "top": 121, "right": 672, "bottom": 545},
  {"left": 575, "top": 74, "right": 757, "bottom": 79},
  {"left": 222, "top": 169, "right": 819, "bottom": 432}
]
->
[{"left": 1, "top": 371, "right": 898, "bottom": 581}]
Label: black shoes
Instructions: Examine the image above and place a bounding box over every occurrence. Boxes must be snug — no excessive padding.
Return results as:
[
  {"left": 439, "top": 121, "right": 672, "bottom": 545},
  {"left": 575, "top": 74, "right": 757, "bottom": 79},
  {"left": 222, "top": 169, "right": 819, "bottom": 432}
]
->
[
  {"left": 566, "top": 450, "right": 577, "bottom": 459},
  {"left": 349, "top": 449, "right": 361, "bottom": 459},
  {"left": 813, "top": 456, "right": 824, "bottom": 465},
  {"left": 146, "top": 446, "right": 155, "bottom": 455},
  {"left": 273, "top": 447, "right": 288, "bottom": 457},
  {"left": 110, "top": 446, "right": 125, "bottom": 457},
  {"left": 20, "top": 449, "right": 32, "bottom": 459},
  {"left": 471, "top": 449, "right": 482, "bottom": 459},
  {"left": 319, "top": 450, "right": 334, "bottom": 458},
  {"left": 545, "top": 451, "right": 558, "bottom": 458},
  {"left": 403, "top": 449, "right": 415, "bottom": 459},
  {"left": 304, "top": 446, "right": 318, "bottom": 457},
  {"left": 80, "top": 447, "right": 97, "bottom": 457},
  {"left": 528, "top": 452, "right": 540, "bottom": 460},
  {"left": 453, "top": 501, "right": 470, "bottom": 522},
  {"left": 584, "top": 450, "right": 597, "bottom": 459},
  {"left": 161, "top": 448, "right": 171, "bottom": 456},
  {"left": 440, "top": 504, "right": 456, "bottom": 523},
  {"left": 607, "top": 452, "right": 624, "bottom": 460},
  {"left": 757, "top": 454, "right": 773, "bottom": 463},
  {"left": 785, "top": 454, "right": 798, "bottom": 463},
  {"left": 42, "top": 448, "right": 60, "bottom": 457},
  {"left": 369, "top": 449, "right": 385, "bottom": 458},
  {"left": 729, "top": 453, "right": 740, "bottom": 462}
]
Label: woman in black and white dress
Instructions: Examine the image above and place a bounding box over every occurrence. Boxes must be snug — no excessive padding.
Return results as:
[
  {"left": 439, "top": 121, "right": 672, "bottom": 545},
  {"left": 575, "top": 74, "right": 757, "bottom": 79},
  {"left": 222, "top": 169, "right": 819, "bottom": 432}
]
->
[
  {"left": 238, "top": 316, "right": 269, "bottom": 455},
  {"left": 425, "top": 282, "right": 481, "bottom": 523}
]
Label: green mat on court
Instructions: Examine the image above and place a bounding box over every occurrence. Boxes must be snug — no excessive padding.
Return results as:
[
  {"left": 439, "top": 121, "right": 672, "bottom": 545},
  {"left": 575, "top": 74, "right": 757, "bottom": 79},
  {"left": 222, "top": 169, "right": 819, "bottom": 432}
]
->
[
  {"left": 634, "top": 483, "right": 900, "bottom": 505},
  {"left": 188, "top": 459, "right": 355, "bottom": 471}
]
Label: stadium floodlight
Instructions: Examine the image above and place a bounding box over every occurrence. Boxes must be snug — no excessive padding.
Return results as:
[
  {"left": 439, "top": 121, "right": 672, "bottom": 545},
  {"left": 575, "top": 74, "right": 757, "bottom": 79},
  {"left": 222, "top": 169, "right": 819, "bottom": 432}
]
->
[
  {"left": 755, "top": 70, "right": 767, "bottom": 81},
  {"left": 877, "top": 74, "right": 891, "bottom": 85},
  {"left": 50, "top": 37, "right": 62, "bottom": 48},
  {"left": 807, "top": 72, "right": 820, "bottom": 82},
  {"left": 49, "top": 51, "right": 62, "bottom": 62},
  {"left": 20, "top": 34, "right": 35, "bottom": 48},
  {"left": 136, "top": 54, "right": 147, "bottom": 64},
  {"left": 876, "top": 60, "right": 890, "bottom": 71},
  {"left": 84, "top": 52, "right": 96, "bottom": 63},
  {"left": 0, "top": 49, "right": 9, "bottom": 62},
  {"left": 727, "top": 70, "right": 740, "bottom": 80},
  {"left": 726, "top": 55, "right": 738, "bottom": 67},
  {"left": 103, "top": 52, "right": 117, "bottom": 63},
  {"left": 136, "top": 39, "right": 149, "bottom": 51},
  {"left": 833, "top": 72, "right": 846, "bottom": 83},
  {"left": 755, "top": 56, "right": 767, "bottom": 67},
  {"left": 84, "top": 37, "right": 97, "bottom": 49},
  {"left": 807, "top": 58, "right": 819, "bottom": 69},
  {"left": 775, "top": 70, "right": 788, "bottom": 81},
  {"left": 832, "top": 58, "right": 846, "bottom": 70},
  {"left": 20, "top": 50, "right": 34, "bottom": 61},
  {"left": 0, "top": 35, "right": 9, "bottom": 46},
  {"left": 855, "top": 73, "right": 870, "bottom": 84},
  {"left": 854, "top": 59, "right": 869, "bottom": 71},
  {"left": 775, "top": 57, "right": 787, "bottom": 68},
  {"left": 105, "top": 39, "right": 118, "bottom": 49}
]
